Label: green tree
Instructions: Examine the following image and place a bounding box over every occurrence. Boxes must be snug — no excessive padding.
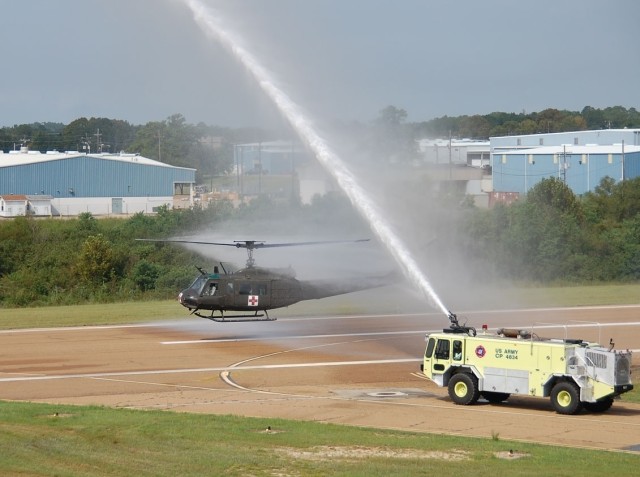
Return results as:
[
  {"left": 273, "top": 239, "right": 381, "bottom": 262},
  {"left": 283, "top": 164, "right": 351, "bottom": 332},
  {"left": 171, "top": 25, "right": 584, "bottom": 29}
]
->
[
  {"left": 75, "top": 234, "right": 116, "bottom": 284},
  {"left": 370, "top": 105, "right": 417, "bottom": 163},
  {"left": 130, "top": 260, "right": 160, "bottom": 291},
  {"left": 60, "top": 117, "right": 137, "bottom": 153},
  {"left": 458, "top": 115, "right": 492, "bottom": 138},
  {"left": 526, "top": 177, "right": 583, "bottom": 219},
  {"left": 581, "top": 106, "right": 606, "bottom": 129}
]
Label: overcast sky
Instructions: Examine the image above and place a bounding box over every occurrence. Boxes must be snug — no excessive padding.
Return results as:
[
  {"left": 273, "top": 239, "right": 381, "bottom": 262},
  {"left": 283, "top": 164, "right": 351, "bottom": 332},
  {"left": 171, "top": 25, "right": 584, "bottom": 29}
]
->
[{"left": 2, "top": 0, "right": 638, "bottom": 128}]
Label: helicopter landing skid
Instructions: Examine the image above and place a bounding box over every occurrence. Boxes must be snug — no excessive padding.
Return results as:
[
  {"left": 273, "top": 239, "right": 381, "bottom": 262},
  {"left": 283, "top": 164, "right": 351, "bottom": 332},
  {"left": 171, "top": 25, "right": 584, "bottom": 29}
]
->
[{"left": 194, "top": 310, "right": 277, "bottom": 323}]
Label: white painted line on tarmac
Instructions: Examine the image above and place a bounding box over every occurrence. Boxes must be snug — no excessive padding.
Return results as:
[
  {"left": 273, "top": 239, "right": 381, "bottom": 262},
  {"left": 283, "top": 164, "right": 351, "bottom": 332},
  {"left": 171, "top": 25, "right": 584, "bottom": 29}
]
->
[
  {"left": 0, "top": 358, "right": 421, "bottom": 383},
  {"left": 161, "top": 321, "right": 640, "bottom": 345},
  {"left": 162, "top": 330, "right": 426, "bottom": 344}
]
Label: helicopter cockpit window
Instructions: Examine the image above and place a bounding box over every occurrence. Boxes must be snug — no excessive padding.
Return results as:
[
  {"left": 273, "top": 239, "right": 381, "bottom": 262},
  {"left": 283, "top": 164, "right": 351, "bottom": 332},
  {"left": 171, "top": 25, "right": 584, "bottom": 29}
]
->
[
  {"left": 239, "top": 283, "right": 252, "bottom": 295},
  {"left": 190, "top": 276, "right": 208, "bottom": 294},
  {"left": 203, "top": 282, "right": 218, "bottom": 296},
  {"left": 257, "top": 284, "right": 267, "bottom": 296}
]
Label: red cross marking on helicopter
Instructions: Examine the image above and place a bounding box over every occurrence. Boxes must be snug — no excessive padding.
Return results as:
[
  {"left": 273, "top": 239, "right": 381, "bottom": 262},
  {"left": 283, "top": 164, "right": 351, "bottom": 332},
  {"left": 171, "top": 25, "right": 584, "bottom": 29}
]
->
[{"left": 248, "top": 295, "right": 259, "bottom": 306}]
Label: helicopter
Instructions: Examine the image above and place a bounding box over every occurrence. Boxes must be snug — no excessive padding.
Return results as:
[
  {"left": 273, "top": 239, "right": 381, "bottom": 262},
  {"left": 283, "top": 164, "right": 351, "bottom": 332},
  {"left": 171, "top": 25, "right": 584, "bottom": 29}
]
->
[{"left": 136, "top": 238, "right": 391, "bottom": 322}]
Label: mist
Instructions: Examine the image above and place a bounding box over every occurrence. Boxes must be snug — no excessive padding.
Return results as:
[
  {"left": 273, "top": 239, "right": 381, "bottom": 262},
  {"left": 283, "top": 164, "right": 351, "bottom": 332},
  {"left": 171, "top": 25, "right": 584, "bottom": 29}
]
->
[{"left": 174, "top": 0, "right": 532, "bottom": 318}]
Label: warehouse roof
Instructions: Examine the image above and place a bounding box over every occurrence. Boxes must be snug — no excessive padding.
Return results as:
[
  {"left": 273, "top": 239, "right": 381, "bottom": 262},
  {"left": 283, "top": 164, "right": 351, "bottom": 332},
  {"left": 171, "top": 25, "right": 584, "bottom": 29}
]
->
[
  {"left": 498, "top": 144, "right": 640, "bottom": 155},
  {"left": 0, "top": 151, "right": 188, "bottom": 169}
]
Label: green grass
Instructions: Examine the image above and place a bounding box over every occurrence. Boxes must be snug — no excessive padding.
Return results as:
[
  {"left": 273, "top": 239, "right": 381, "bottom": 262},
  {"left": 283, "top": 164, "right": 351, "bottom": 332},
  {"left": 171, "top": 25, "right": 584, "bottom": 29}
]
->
[
  {"left": 0, "top": 300, "right": 181, "bottom": 329},
  {"left": 0, "top": 401, "right": 637, "bottom": 477},
  {"left": 498, "top": 282, "right": 640, "bottom": 308}
]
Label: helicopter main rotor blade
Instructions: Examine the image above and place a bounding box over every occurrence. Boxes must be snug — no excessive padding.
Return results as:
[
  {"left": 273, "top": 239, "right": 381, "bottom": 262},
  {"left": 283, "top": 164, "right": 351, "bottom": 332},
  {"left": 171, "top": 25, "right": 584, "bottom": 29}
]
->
[
  {"left": 252, "top": 239, "right": 370, "bottom": 249},
  {"left": 136, "top": 238, "right": 244, "bottom": 247},
  {"left": 136, "top": 238, "right": 370, "bottom": 250}
]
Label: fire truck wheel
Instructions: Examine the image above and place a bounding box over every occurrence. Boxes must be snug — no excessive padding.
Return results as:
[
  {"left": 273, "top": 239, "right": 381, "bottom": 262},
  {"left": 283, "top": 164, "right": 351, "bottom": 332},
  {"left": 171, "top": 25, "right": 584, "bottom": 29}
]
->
[
  {"left": 550, "top": 381, "right": 583, "bottom": 414},
  {"left": 583, "top": 398, "right": 614, "bottom": 413},
  {"left": 448, "top": 373, "right": 480, "bottom": 405},
  {"left": 481, "top": 391, "right": 510, "bottom": 403}
]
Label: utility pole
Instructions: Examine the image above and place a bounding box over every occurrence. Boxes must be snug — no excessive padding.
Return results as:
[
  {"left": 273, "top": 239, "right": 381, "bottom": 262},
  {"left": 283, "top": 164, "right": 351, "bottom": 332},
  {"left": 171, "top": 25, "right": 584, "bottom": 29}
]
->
[
  {"left": 156, "top": 130, "right": 162, "bottom": 161},
  {"left": 258, "top": 142, "right": 262, "bottom": 195},
  {"left": 448, "top": 130, "right": 452, "bottom": 181},
  {"left": 621, "top": 140, "right": 625, "bottom": 181},
  {"left": 81, "top": 134, "right": 91, "bottom": 154},
  {"left": 559, "top": 145, "right": 570, "bottom": 183},
  {"left": 93, "top": 129, "right": 102, "bottom": 153}
]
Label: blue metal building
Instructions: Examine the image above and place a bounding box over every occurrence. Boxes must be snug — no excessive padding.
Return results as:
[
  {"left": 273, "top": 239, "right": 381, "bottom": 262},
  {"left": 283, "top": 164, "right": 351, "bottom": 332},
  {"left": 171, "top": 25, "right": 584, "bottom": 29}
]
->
[
  {"left": 492, "top": 144, "right": 640, "bottom": 195},
  {"left": 0, "top": 151, "right": 196, "bottom": 216}
]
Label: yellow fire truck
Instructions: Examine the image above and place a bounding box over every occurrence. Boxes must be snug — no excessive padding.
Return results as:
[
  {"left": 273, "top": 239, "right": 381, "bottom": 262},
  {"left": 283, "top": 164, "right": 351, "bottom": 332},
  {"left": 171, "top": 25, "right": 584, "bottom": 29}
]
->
[{"left": 421, "top": 313, "right": 633, "bottom": 414}]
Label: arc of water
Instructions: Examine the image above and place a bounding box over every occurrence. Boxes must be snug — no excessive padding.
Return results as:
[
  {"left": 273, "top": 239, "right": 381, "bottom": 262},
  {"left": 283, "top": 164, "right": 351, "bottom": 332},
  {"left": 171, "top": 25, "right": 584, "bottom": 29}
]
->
[{"left": 181, "top": 0, "right": 449, "bottom": 317}]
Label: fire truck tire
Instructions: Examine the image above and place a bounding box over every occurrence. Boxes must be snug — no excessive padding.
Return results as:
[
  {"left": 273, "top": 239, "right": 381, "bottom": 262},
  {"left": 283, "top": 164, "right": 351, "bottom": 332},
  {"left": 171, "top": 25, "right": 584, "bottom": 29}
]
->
[
  {"left": 583, "top": 398, "right": 614, "bottom": 413},
  {"left": 448, "top": 373, "right": 480, "bottom": 405},
  {"left": 481, "top": 391, "right": 510, "bottom": 403},
  {"left": 550, "top": 381, "right": 583, "bottom": 414}
]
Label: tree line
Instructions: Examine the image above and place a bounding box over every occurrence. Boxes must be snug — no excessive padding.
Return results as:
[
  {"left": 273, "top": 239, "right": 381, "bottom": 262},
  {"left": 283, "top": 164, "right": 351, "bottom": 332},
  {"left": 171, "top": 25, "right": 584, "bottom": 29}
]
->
[
  {"left": 2, "top": 106, "right": 639, "bottom": 178},
  {"left": 0, "top": 194, "right": 368, "bottom": 308},
  {"left": 0, "top": 114, "right": 282, "bottom": 184},
  {"left": 1, "top": 176, "right": 638, "bottom": 309},
  {"left": 458, "top": 176, "right": 640, "bottom": 282},
  {"left": 413, "top": 105, "right": 640, "bottom": 139}
]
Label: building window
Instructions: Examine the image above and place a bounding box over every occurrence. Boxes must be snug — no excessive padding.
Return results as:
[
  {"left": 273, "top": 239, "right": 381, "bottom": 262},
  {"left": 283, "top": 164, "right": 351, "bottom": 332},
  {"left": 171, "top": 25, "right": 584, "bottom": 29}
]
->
[
  {"left": 574, "top": 137, "right": 579, "bottom": 145},
  {"left": 517, "top": 138, "right": 521, "bottom": 146},
  {"left": 539, "top": 138, "right": 544, "bottom": 146}
]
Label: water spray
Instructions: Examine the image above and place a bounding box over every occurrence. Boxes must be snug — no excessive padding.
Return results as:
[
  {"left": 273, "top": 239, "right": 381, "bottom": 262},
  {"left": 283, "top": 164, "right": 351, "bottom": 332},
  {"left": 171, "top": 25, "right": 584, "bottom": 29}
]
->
[{"left": 180, "top": 0, "right": 450, "bottom": 318}]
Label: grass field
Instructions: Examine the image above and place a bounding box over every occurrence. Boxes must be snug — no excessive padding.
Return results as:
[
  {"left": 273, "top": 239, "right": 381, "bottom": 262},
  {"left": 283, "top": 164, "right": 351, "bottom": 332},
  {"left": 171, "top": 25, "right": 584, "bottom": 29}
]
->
[{"left": 1, "top": 401, "right": 638, "bottom": 477}]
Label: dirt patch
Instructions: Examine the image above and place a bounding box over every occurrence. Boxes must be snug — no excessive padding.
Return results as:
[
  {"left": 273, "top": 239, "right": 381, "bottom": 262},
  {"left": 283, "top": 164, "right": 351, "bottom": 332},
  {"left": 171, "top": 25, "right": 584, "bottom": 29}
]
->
[
  {"left": 255, "top": 426, "right": 286, "bottom": 434},
  {"left": 278, "top": 445, "right": 470, "bottom": 461},
  {"left": 42, "top": 412, "right": 75, "bottom": 419},
  {"left": 494, "top": 450, "right": 530, "bottom": 460}
]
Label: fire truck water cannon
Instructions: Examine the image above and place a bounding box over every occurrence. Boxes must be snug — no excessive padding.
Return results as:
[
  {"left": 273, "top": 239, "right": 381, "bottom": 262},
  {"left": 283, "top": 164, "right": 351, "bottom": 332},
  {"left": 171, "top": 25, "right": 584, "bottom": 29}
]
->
[
  {"left": 447, "top": 310, "right": 476, "bottom": 336},
  {"left": 421, "top": 317, "right": 633, "bottom": 415}
]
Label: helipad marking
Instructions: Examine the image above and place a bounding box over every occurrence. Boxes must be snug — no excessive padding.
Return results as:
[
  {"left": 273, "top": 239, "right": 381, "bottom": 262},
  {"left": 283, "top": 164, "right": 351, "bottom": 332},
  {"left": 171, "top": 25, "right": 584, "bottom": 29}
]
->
[{"left": 0, "top": 358, "right": 421, "bottom": 383}]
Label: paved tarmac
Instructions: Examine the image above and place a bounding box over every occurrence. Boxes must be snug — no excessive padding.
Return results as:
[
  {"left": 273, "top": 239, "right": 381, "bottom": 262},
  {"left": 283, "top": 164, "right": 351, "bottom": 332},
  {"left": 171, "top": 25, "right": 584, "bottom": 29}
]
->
[{"left": 1, "top": 305, "right": 639, "bottom": 452}]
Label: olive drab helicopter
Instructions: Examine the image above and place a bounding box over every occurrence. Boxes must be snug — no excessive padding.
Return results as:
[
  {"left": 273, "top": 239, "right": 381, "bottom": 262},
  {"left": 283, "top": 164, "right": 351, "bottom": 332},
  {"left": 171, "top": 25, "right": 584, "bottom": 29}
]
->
[{"left": 137, "top": 238, "right": 390, "bottom": 322}]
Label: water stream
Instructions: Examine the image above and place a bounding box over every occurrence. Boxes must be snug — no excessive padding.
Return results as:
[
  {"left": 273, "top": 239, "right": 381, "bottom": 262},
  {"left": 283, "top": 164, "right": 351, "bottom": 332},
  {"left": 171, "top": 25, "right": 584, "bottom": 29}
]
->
[{"left": 181, "top": 0, "right": 450, "bottom": 317}]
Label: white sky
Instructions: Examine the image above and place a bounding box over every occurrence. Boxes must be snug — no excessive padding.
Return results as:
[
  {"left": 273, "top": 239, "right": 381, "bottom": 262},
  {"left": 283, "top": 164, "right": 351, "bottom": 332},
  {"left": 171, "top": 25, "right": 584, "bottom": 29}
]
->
[{"left": 1, "top": 0, "right": 638, "bottom": 128}]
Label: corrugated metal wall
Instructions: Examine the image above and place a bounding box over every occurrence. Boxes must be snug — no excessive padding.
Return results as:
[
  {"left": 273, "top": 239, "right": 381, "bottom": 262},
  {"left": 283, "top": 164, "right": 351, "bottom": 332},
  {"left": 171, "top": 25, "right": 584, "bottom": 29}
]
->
[
  {"left": 492, "top": 151, "right": 640, "bottom": 195},
  {"left": 0, "top": 156, "right": 195, "bottom": 197}
]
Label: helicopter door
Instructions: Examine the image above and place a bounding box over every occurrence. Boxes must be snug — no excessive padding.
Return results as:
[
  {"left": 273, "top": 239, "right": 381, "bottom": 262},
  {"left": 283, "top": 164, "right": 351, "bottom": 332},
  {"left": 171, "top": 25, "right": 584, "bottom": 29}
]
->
[{"left": 235, "top": 281, "right": 270, "bottom": 309}]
